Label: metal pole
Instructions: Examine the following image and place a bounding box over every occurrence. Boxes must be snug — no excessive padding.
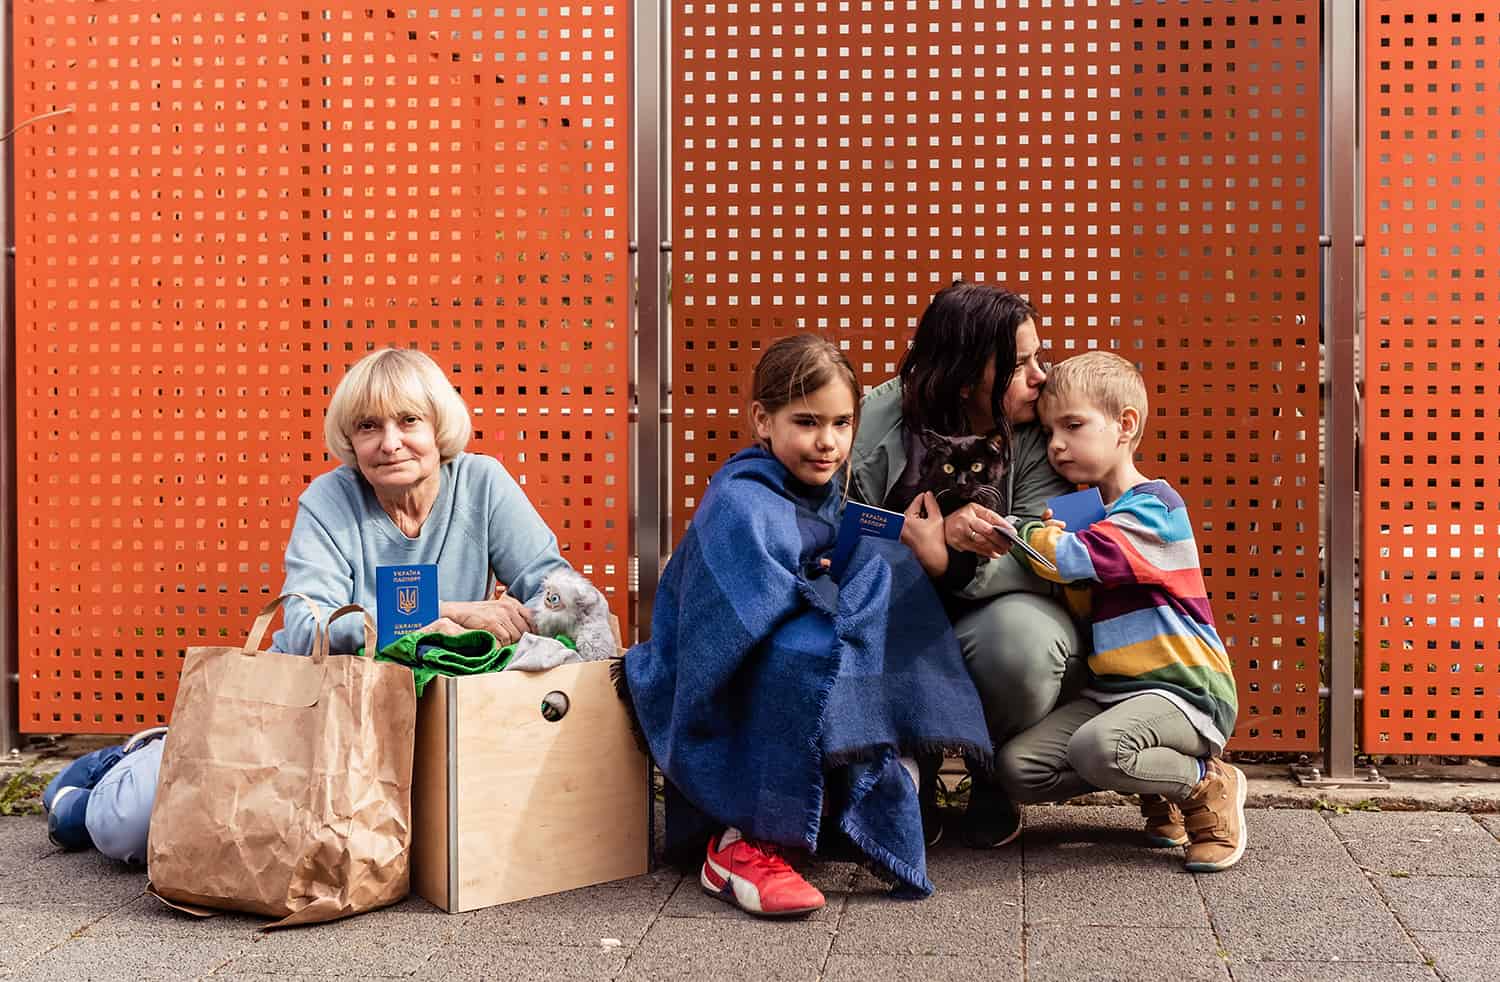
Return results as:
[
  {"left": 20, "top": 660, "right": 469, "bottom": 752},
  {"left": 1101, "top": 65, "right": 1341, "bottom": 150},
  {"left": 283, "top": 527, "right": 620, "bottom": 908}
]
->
[
  {"left": 1, "top": 0, "right": 22, "bottom": 753},
  {"left": 1322, "top": 0, "right": 1360, "bottom": 780},
  {"left": 631, "top": 0, "right": 667, "bottom": 644},
  {"left": 628, "top": 0, "right": 670, "bottom": 874}
]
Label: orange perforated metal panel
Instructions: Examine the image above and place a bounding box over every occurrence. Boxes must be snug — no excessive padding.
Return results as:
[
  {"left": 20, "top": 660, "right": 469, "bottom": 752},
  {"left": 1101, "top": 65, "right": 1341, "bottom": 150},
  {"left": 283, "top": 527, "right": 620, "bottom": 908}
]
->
[
  {"left": 12, "top": 0, "right": 629, "bottom": 734},
  {"left": 673, "top": 1, "right": 1321, "bottom": 749},
  {"left": 1363, "top": 2, "right": 1500, "bottom": 754}
]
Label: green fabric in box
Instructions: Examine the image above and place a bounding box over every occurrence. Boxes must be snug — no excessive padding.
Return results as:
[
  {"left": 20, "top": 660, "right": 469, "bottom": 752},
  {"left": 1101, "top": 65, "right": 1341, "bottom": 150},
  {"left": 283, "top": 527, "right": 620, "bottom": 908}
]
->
[{"left": 370, "top": 630, "right": 578, "bottom": 697}]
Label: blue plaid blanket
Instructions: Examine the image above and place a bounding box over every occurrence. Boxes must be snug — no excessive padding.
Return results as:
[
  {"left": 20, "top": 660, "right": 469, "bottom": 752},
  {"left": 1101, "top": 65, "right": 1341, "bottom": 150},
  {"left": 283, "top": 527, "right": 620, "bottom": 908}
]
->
[{"left": 621, "top": 447, "right": 991, "bottom": 896}]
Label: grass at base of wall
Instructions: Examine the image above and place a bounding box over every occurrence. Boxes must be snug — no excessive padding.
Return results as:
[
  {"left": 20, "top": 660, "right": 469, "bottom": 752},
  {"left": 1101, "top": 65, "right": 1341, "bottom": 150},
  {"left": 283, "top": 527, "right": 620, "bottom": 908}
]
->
[{"left": 0, "top": 765, "right": 56, "bottom": 817}]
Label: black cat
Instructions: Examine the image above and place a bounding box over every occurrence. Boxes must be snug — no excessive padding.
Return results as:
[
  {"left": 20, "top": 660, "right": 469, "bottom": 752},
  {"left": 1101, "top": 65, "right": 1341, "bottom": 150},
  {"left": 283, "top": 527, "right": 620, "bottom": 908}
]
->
[{"left": 884, "top": 430, "right": 1007, "bottom": 516}]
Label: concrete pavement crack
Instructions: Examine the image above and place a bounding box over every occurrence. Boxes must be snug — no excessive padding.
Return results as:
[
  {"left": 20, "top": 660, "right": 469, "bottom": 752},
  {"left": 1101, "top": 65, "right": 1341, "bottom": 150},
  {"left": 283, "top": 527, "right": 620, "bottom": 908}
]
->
[
  {"left": 1019, "top": 821, "right": 1028, "bottom": 982},
  {"left": 1323, "top": 810, "right": 1443, "bottom": 981},
  {"left": 1477, "top": 812, "right": 1500, "bottom": 847},
  {"left": 1191, "top": 858, "right": 1234, "bottom": 981},
  {"left": 814, "top": 866, "right": 854, "bottom": 982},
  {"left": 9, "top": 890, "right": 147, "bottom": 979},
  {"left": 400, "top": 912, "right": 474, "bottom": 979},
  {"left": 611, "top": 869, "right": 684, "bottom": 982}
]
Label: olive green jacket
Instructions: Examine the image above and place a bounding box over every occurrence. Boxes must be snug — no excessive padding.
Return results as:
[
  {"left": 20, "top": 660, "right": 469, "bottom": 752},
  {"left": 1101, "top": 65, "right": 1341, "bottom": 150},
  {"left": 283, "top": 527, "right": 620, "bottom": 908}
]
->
[{"left": 848, "top": 376, "right": 1073, "bottom": 601}]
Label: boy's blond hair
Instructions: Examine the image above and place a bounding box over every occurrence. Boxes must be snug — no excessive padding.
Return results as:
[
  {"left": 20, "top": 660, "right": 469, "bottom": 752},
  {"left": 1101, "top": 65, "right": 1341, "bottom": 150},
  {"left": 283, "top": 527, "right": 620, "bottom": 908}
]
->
[{"left": 1038, "top": 351, "right": 1149, "bottom": 449}]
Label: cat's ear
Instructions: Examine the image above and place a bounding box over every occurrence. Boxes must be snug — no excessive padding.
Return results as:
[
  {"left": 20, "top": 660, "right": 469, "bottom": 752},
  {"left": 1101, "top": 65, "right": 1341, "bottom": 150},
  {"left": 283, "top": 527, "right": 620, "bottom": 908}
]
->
[{"left": 919, "top": 428, "right": 947, "bottom": 453}]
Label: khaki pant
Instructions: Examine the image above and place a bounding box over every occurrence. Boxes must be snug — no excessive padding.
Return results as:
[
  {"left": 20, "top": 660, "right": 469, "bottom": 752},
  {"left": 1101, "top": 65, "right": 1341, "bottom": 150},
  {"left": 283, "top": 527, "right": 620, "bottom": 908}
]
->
[
  {"left": 952, "top": 591, "right": 1088, "bottom": 751},
  {"left": 995, "top": 693, "right": 1214, "bottom": 803}
]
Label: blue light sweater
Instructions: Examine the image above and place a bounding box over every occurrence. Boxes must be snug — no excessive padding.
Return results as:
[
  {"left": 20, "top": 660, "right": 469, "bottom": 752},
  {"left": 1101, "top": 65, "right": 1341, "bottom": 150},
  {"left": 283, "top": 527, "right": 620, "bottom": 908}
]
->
[{"left": 271, "top": 452, "right": 570, "bottom": 655}]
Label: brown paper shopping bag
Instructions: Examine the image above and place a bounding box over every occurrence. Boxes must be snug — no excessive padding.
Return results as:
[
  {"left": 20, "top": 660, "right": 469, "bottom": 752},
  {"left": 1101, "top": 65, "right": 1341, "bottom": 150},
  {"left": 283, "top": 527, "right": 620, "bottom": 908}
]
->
[{"left": 147, "top": 595, "right": 417, "bottom": 928}]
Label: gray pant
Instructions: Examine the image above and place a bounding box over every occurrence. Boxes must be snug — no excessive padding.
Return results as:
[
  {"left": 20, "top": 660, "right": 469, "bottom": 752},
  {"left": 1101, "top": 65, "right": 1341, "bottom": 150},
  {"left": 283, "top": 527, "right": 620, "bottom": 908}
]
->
[
  {"left": 953, "top": 591, "right": 1087, "bottom": 752},
  {"left": 996, "top": 693, "right": 1214, "bottom": 803}
]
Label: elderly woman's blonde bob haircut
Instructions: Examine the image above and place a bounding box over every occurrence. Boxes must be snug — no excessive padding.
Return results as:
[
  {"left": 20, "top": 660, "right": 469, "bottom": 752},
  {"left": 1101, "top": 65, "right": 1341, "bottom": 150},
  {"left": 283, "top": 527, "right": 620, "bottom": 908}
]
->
[{"left": 324, "top": 349, "right": 473, "bottom": 467}]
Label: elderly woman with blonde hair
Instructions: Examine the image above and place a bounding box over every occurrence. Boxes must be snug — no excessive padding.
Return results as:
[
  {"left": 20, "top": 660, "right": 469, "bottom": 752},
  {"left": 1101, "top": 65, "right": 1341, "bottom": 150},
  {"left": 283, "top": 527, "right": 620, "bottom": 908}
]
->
[{"left": 271, "top": 348, "right": 570, "bottom": 655}]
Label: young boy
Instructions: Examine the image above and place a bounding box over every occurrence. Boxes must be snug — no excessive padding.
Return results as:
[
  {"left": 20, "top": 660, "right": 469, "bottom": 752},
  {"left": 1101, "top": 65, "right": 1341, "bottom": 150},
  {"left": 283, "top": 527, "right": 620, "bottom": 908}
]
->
[{"left": 998, "top": 351, "right": 1246, "bottom": 872}]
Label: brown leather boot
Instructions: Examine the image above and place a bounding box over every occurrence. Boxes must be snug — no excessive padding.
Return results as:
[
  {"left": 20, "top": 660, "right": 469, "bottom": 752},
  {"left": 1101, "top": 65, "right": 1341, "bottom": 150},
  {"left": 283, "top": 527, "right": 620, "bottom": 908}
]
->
[
  {"left": 1139, "top": 794, "right": 1188, "bottom": 848},
  {"left": 1180, "top": 758, "right": 1247, "bottom": 872}
]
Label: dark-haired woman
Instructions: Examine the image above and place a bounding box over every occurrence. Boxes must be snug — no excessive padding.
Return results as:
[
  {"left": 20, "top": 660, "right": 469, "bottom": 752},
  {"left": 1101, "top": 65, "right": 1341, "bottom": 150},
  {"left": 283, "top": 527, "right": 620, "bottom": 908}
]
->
[{"left": 848, "top": 281, "right": 1082, "bottom": 849}]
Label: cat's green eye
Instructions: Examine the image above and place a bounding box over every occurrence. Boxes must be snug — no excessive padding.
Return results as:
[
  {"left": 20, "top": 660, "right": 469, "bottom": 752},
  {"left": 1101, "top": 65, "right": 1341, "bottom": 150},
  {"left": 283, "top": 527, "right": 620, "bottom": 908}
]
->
[
  {"left": 942, "top": 463, "right": 955, "bottom": 474},
  {"left": 970, "top": 462, "right": 983, "bottom": 473}
]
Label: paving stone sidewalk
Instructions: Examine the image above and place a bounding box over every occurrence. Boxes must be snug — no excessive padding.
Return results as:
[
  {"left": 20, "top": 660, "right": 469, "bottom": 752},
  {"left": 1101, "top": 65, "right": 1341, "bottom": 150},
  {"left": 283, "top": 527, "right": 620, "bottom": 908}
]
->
[{"left": 2, "top": 805, "right": 1498, "bottom": 981}]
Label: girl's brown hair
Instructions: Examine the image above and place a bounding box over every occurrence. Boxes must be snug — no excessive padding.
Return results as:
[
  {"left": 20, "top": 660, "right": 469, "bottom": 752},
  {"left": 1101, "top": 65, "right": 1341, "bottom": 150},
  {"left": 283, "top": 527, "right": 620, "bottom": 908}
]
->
[
  {"left": 751, "top": 333, "right": 861, "bottom": 419},
  {"left": 751, "top": 335, "right": 862, "bottom": 499}
]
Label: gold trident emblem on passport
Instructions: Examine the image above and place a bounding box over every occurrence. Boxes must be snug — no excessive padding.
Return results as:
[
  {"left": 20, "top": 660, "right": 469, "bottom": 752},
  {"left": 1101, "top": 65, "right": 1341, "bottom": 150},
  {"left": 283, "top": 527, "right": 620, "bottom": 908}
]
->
[{"left": 396, "top": 586, "right": 419, "bottom": 615}]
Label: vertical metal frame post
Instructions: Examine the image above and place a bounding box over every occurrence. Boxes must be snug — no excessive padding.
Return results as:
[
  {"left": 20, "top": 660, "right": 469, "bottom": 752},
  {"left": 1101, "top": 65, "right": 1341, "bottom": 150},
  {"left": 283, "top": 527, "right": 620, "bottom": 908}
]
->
[
  {"left": 628, "top": 0, "right": 669, "bottom": 872},
  {"left": 1321, "top": 0, "right": 1361, "bottom": 780},
  {"left": 1, "top": 0, "right": 21, "bottom": 753},
  {"left": 631, "top": 0, "right": 668, "bottom": 642}
]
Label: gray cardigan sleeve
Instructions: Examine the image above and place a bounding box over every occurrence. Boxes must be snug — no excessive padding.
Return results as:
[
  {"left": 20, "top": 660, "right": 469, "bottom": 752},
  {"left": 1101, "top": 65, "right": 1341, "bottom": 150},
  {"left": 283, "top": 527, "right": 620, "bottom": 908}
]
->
[
  {"left": 274, "top": 500, "right": 356, "bottom": 655},
  {"left": 479, "top": 456, "right": 571, "bottom": 604}
]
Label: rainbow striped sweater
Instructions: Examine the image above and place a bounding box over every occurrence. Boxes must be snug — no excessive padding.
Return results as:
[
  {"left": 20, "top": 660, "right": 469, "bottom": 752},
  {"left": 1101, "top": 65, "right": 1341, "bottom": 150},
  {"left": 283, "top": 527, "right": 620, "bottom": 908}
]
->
[{"left": 1022, "top": 480, "right": 1237, "bottom": 750}]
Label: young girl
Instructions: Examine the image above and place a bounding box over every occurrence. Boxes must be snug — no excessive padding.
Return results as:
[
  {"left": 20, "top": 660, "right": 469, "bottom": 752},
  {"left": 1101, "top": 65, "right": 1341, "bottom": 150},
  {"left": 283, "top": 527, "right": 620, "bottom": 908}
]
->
[{"left": 619, "top": 335, "right": 992, "bottom": 918}]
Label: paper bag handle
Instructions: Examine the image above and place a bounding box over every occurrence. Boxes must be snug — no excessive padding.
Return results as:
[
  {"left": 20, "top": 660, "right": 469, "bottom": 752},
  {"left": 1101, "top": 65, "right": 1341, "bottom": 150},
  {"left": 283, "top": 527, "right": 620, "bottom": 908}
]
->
[
  {"left": 241, "top": 593, "right": 324, "bottom": 657},
  {"left": 323, "top": 603, "right": 378, "bottom": 660}
]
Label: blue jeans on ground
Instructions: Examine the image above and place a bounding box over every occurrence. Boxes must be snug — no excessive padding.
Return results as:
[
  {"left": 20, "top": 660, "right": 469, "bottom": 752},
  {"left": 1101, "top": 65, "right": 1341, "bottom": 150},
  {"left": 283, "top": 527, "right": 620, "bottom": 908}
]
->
[
  {"left": 42, "top": 732, "right": 165, "bottom": 864},
  {"left": 44, "top": 746, "right": 125, "bottom": 849}
]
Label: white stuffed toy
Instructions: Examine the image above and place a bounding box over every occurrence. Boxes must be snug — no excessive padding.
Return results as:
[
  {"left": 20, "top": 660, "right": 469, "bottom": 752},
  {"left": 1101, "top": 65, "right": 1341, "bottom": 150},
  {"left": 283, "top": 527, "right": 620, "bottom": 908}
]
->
[{"left": 505, "top": 568, "right": 616, "bottom": 672}]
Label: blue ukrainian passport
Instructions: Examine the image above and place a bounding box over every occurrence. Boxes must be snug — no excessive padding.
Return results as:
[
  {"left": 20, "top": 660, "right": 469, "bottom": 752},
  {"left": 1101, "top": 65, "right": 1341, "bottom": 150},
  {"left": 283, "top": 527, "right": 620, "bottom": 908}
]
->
[
  {"left": 1046, "top": 487, "right": 1107, "bottom": 531},
  {"left": 375, "top": 564, "right": 439, "bottom": 651},
  {"left": 829, "top": 501, "right": 905, "bottom": 580}
]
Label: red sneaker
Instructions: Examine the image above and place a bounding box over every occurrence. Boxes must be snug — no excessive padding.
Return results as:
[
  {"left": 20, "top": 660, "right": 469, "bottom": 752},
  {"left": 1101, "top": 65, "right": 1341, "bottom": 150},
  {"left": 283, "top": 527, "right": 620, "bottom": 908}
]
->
[{"left": 700, "top": 828, "right": 826, "bottom": 917}]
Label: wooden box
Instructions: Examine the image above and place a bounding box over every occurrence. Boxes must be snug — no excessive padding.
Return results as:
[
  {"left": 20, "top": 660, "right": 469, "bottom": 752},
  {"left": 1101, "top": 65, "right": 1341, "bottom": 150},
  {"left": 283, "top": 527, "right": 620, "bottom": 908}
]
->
[{"left": 410, "top": 659, "right": 651, "bottom": 913}]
